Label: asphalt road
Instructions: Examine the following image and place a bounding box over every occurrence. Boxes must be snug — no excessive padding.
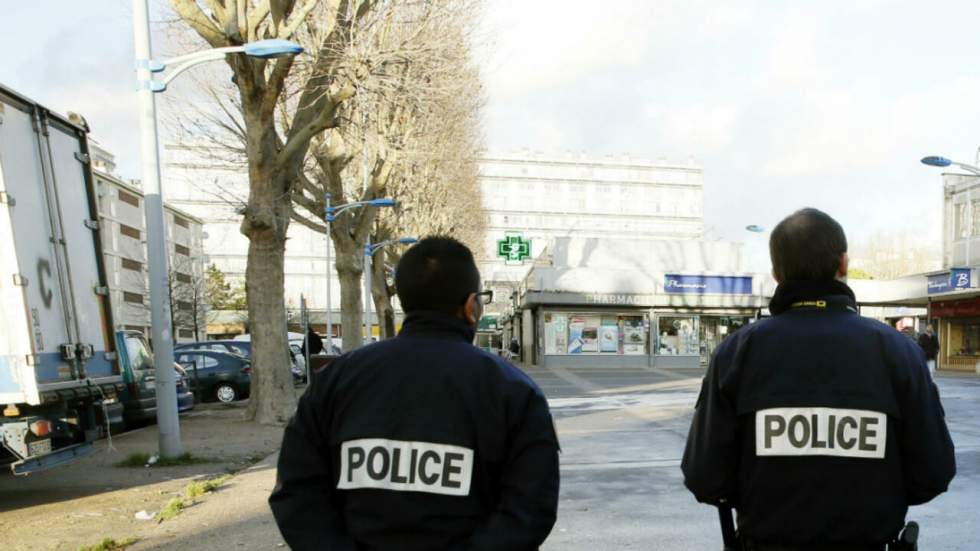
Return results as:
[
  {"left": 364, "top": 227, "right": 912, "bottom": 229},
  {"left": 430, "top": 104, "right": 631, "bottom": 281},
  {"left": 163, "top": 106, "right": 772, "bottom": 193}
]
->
[
  {"left": 122, "top": 365, "right": 980, "bottom": 550},
  {"left": 535, "top": 366, "right": 980, "bottom": 550}
]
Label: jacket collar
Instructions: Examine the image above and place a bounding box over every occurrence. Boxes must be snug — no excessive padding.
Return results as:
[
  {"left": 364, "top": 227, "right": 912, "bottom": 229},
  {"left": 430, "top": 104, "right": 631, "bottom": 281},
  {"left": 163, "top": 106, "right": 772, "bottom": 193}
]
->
[
  {"left": 768, "top": 279, "right": 858, "bottom": 315},
  {"left": 398, "top": 310, "right": 476, "bottom": 343}
]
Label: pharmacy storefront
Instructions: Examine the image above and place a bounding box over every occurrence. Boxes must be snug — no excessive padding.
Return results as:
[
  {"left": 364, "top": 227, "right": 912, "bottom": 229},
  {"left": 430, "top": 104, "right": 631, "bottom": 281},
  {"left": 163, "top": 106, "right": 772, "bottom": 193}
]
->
[{"left": 525, "top": 274, "right": 769, "bottom": 368}]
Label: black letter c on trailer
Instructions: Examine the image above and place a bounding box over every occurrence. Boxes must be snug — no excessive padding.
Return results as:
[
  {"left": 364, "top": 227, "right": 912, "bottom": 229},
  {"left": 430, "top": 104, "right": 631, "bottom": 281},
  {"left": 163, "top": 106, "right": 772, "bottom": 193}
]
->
[{"left": 37, "top": 258, "right": 53, "bottom": 308}]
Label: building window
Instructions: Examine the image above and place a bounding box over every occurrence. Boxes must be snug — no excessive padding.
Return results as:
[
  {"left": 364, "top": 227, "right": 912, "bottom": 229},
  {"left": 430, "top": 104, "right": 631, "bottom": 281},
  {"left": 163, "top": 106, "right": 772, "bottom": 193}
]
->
[
  {"left": 123, "top": 291, "right": 144, "bottom": 304},
  {"left": 543, "top": 312, "right": 648, "bottom": 356},
  {"left": 121, "top": 258, "right": 142, "bottom": 271},
  {"left": 175, "top": 244, "right": 190, "bottom": 256},
  {"left": 174, "top": 215, "right": 190, "bottom": 229},
  {"left": 177, "top": 300, "right": 193, "bottom": 311},
  {"left": 657, "top": 316, "right": 700, "bottom": 356},
  {"left": 956, "top": 202, "right": 969, "bottom": 239},
  {"left": 972, "top": 200, "right": 980, "bottom": 237},
  {"left": 118, "top": 189, "right": 140, "bottom": 208},
  {"left": 178, "top": 328, "right": 195, "bottom": 339},
  {"left": 119, "top": 223, "right": 140, "bottom": 240},
  {"left": 176, "top": 272, "right": 192, "bottom": 284}
]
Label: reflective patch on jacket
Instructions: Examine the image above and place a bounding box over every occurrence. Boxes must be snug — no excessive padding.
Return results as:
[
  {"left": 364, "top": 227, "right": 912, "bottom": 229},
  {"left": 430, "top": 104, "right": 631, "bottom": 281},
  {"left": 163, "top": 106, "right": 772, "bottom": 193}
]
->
[
  {"left": 755, "top": 407, "right": 886, "bottom": 459},
  {"left": 338, "top": 438, "right": 474, "bottom": 496}
]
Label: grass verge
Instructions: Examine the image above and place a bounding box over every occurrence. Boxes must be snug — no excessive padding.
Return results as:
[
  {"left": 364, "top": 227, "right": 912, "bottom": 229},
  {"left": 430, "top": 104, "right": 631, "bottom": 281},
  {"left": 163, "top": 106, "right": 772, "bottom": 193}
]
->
[
  {"left": 157, "top": 497, "right": 186, "bottom": 522},
  {"left": 155, "top": 474, "right": 233, "bottom": 523},
  {"left": 114, "top": 452, "right": 213, "bottom": 468},
  {"left": 78, "top": 536, "right": 139, "bottom": 551}
]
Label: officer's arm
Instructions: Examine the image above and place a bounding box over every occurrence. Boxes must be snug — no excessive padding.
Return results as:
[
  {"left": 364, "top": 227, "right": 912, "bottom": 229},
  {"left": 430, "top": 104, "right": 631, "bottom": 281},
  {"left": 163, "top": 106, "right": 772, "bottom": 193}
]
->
[
  {"left": 268, "top": 366, "right": 354, "bottom": 550},
  {"left": 466, "top": 388, "right": 560, "bottom": 550},
  {"left": 896, "top": 343, "right": 956, "bottom": 505},
  {"left": 681, "top": 340, "right": 739, "bottom": 505}
]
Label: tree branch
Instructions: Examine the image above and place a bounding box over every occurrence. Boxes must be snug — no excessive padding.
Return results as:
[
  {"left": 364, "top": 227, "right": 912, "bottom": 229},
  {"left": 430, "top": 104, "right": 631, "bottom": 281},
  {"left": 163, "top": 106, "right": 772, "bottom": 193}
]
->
[
  {"left": 170, "top": 0, "right": 229, "bottom": 47},
  {"left": 247, "top": 0, "right": 271, "bottom": 38},
  {"left": 260, "top": 56, "right": 295, "bottom": 120},
  {"left": 277, "top": 0, "right": 326, "bottom": 39}
]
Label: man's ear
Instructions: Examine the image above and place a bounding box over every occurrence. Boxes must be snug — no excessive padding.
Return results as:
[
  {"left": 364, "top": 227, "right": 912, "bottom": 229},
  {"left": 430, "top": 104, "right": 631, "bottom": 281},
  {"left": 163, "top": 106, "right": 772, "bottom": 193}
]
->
[
  {"left": 463, "top": 293, "right": 479, "bottom": 325},
  {"left": 772, "top": 269, "right": 782, "bottom": 284},
  {"left": 837, "top": 253, "right": 849, "bottom": 279}
]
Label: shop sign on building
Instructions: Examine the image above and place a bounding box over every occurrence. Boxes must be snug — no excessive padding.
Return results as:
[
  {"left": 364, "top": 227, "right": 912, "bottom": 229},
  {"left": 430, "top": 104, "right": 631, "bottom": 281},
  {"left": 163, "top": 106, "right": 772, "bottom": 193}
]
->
[
  {"left": 664, "top": 274, "right": 753, "bottom": 295},
  {"left": 927, "top": 268, "right": 972, "bottom": 295},
  {"left": 497, "top": 234, "right": 531, "bottom": 264},
  {"left": 584, "top": 293, "right": 648, "bottom": 305},
  {"left": 478, "top": 315, "right": 499, "bottom": 331}
]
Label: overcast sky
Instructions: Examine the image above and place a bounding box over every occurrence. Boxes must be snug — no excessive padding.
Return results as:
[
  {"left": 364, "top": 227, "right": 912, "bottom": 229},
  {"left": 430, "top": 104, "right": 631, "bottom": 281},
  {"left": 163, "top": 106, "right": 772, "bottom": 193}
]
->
[{"left": 3, "top": 1, "right": 979, "bottom": 270}]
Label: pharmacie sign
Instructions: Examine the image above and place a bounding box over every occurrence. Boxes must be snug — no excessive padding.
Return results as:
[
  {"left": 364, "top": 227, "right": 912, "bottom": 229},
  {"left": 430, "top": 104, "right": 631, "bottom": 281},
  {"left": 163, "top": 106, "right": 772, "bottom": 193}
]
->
[
  {"left": 664, "top": 274, "right": 753, "bottom": 295},
  {"left": 927, "top": 268, "right": 972, "bottom": 295},
  {"left": 497, "top": 234, "right": 531, "bottom": 264}
]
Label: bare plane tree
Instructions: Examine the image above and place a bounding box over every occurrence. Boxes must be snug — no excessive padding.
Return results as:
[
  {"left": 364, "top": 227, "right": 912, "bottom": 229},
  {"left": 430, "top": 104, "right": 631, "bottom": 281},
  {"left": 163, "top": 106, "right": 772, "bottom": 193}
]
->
[
  {"left": 167, "top": 0, "right": 369, "bottom": 424},
  {"left": 287, "top": 0, "right": 486, "bottom": 348},
  {"left": 166, "top": 1, "right": 486, "bottom": 421}
]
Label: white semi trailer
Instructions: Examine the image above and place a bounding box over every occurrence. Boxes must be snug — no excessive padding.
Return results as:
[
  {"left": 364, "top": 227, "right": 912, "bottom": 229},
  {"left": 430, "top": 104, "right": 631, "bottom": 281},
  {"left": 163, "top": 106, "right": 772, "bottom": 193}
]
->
[{"left": 0, "top": 84, "right": 126, "bottom": 475}]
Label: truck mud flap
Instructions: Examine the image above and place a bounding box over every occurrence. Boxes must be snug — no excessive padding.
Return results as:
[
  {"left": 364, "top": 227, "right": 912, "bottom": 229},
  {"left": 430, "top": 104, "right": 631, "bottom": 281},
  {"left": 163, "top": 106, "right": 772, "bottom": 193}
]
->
[{"left": 11, "top": 441, "right": 94, "bottom": 476}]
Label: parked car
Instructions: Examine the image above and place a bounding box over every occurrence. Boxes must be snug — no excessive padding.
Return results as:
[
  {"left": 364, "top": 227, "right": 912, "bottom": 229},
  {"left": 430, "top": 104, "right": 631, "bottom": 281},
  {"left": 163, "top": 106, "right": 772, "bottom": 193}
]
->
[
  {"left": 117, "top": 331, "right": 195, "bottom": 430},
  {"left": 175, "top": 339, "right": 251, "bottom": 358},
  {"left": 174, "top": 350, "right": 252, "bottom": 403}
]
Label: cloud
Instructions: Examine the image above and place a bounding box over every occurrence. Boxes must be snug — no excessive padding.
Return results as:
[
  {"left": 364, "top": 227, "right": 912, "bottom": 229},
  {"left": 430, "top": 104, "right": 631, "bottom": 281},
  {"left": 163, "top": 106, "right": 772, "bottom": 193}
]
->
[{"left": 643, "top": 102, "right": 740, "bottom": 156}]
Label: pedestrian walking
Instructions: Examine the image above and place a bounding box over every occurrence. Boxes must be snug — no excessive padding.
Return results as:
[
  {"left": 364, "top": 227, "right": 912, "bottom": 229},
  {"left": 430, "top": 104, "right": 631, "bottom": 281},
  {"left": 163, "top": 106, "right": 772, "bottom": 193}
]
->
[
  {"left": 269, "top": 236, "right": 560, "bottom": 550},
  {"left": 918, "top": 324, "right": 940, "bottom": 378},
  {"left": 681, "top": 208, "right": 955, "bottom": 550},
  {"left": 509, "top": 337, "right": 521, "bottom": 361}
]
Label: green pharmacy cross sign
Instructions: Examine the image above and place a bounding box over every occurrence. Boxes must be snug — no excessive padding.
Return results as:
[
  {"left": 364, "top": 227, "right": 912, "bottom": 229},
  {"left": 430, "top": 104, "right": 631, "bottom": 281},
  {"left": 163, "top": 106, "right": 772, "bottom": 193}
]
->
[{"left": 498, "top": 234, "right": 531, "bottom": 263}]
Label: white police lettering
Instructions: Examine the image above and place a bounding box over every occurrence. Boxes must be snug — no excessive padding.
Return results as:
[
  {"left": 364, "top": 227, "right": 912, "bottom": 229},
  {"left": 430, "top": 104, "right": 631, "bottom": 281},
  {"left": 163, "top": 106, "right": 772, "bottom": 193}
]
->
[
  {"left": 338, "top": 438, "right": 474, "bottom": 496},
  {"left": 755, "top": 407, "right": 886, "bottom": 459}
]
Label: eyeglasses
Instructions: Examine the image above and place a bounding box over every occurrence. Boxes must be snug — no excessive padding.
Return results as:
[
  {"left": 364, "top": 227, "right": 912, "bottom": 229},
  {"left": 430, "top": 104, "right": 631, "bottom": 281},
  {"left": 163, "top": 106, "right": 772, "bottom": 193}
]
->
[{"left": 474, "top": 290, "right": 493, "bottom": 305}]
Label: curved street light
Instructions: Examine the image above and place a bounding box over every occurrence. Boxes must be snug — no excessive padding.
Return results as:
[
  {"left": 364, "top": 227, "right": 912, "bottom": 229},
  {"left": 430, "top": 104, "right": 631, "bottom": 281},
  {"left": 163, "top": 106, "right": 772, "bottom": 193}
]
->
[
  {"left": 133, "top": 0, "right": 302, "bottom": 458},
  {"left": 745, "top": 225, "right": 766, "bottom": 233},
  {"left": 920, "top": 155, "right": 980, "bottom": 176},
  {"left": 363, "top": 236, "right": 417, "bottom": 345}
]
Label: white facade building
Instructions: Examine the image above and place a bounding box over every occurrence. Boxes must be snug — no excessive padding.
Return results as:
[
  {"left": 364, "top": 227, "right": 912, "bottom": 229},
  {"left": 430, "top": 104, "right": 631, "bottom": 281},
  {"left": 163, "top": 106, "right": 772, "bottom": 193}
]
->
[
  {"left": 476, "top": 151, "right": 704, "bottom": 316},
  {"left": 163, "top": 146, "right": 707, "bottom": 339},
  {"left": 92, "top": 145, "right": 206, "bottom": 342}
]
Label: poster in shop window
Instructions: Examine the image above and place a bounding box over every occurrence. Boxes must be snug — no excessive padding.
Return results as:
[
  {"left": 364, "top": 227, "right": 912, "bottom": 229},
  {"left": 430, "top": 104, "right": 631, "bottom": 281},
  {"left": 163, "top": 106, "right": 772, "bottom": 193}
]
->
[
  {"left": 545, "top": 314, "right": 567, "bottom": 355},
  {"left": 600, "top": 318, "right": 619, "bottom": 353},
  {"left": 623, "top": 318, "right": 645, "bottom": 355},
  {"left": 568, "top": 316, "right": 585, "bottom": 354},
  {"left": 581, "top": 316, "right": 600, "bottom": 353}
]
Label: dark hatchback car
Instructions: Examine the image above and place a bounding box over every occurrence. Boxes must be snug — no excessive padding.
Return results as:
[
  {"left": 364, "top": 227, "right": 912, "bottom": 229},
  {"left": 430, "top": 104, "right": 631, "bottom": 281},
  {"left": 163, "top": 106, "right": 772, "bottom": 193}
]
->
[
  {"left": 175, "top": 340, "right": 251, "bottom": 358},
  {"left": 175, "top": 350, "right": 252, "bottom": 403}
]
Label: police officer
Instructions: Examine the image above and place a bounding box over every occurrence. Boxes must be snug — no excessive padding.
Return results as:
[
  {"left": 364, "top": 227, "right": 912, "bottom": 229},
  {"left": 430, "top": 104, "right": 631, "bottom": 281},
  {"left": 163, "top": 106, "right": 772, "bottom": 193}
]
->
[
  {"left": 681, "top": 208, "right": 955, "bottom": 550},
  {"left": 269, "top": 236, "right": 560, "bottom": 550}
]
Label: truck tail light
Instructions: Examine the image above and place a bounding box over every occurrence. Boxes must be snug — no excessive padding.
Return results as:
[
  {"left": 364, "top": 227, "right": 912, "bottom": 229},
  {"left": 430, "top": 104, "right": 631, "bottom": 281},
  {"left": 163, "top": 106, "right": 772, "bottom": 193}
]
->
[
  {"left": 30, "top": 420, "right": 53, "bottom": 437},
  {"left": 241, "top": 366, "right": 251, "bottom": 375}
]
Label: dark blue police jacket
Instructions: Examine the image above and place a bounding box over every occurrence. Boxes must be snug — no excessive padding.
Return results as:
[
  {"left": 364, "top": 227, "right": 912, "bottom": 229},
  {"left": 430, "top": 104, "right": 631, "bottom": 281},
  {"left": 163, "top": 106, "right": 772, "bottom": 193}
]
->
[
  {"left": 682, "top": 279, "right": 956, "bottom": 546},
  {"left": 270, "top": 310, "right": 560, "bottom": 550}
]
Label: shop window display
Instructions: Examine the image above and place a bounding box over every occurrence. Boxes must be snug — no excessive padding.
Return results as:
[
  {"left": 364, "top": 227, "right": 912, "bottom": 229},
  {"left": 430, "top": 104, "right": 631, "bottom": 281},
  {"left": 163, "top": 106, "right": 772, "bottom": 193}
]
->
[
  {"left": 543, "top": 312, "right": 648, "bottom": 355},
  {"left": 658, "top": 316, "right": 699, "bottom": 356}
]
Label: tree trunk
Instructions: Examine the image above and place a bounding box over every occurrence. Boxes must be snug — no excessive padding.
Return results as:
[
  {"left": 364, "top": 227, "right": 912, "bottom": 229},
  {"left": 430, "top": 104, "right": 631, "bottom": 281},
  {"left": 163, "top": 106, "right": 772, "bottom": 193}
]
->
[
  {"left": 335, "top": 248, "right": 364, "bottom": 352},
  {"left": 370, "top": 252, "right": 396, "bottom": 339},
  {"left": 243, "top": 225, "right": 297, "bottom": 424}
]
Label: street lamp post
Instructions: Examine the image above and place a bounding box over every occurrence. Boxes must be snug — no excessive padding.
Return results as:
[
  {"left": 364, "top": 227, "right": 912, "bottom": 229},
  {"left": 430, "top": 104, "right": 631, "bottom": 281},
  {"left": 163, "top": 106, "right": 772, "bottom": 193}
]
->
[
  {"left": 324, "top": 198, "right": 396, "bottom": 348},
  {"left": 921, "top": 154, "right": 980, "bottom": 267},
  {"left": 364, "top": 237, "right": 418, "bottom": 345},
  {"left": 324, "top": 193, "right": 332, "bottom": 348},
  {"left": 133, "top": 0, "right": 301, "bottom": 457}
]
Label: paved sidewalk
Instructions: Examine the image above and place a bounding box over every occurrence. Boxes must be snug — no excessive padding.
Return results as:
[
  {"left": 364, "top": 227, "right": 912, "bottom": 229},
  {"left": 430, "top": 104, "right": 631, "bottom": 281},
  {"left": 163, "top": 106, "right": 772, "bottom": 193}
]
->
[{"left": 132, "top": 452, "right": 284, "bottom": 550}]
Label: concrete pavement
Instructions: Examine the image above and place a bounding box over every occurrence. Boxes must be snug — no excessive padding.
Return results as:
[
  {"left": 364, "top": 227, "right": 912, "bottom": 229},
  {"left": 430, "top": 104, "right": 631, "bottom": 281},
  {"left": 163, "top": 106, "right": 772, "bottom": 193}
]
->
[{"left": 122, "top": 367, "right": 980, "bottom": 550}]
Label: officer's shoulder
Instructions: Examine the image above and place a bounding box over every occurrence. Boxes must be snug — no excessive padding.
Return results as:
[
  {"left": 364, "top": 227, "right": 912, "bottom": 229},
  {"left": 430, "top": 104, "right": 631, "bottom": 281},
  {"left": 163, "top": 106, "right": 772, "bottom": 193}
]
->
[
  {"left": 471, "top": 347, "right": 544, "bottom": 392},
  {"left": 713, "top": 318, "right": 768, "bottom": 354}
]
